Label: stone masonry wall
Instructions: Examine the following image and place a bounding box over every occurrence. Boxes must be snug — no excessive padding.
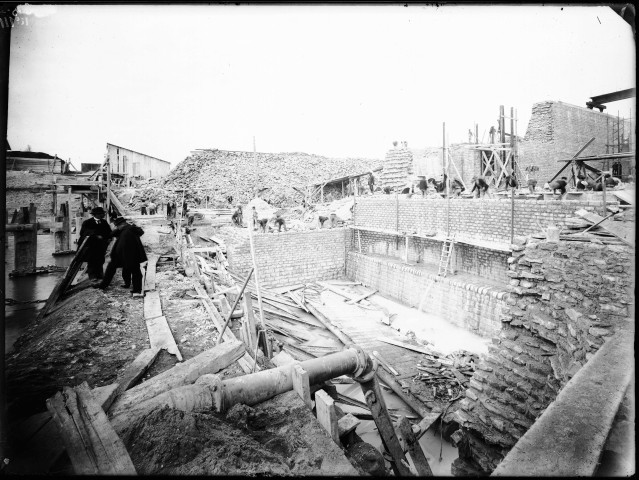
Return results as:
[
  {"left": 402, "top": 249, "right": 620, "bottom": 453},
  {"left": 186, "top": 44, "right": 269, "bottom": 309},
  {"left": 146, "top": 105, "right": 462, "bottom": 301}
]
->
[
  {"left": 354, "top": 196, "right": 609, "bottom": 245},
  {"left": 519, "top": 101, "right": 632, "bottom": 184},
  {"left": 450, "top": 238, "right": 634, "bottom": 475},
  {"left": 351, "top": 230, "right": 509, "bottom": 284},
  {"left": 6, "top": 189, "right": 57, "bottom": 217},
  {"left": 346, "top": 252, "right": 507, "bottom": 338},
  {"left": 226, "top": 228, "right": 348, "bottom": 288}
]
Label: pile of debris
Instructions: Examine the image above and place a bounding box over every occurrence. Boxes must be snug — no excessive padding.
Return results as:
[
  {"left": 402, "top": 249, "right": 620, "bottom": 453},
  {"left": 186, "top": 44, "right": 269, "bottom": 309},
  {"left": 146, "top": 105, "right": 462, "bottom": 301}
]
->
[{"left": 162, "top": 149, "right": 382, "bottom": 208}]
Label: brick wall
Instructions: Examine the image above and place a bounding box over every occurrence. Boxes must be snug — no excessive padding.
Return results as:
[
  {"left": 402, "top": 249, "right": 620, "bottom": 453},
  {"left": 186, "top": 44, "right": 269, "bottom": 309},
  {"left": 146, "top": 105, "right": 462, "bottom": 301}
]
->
[
  {"left": 451, "top": 238, "right": 634, "bottom": 475},
  {"left": 519, "top": 101, "right": 633, "bottom": 183},
  {"left": 350, "top": 230, "right": 509, "bottom": 284},
  {"left": 355, "top": 196, "right": 610, "bottom": 244},
  {"left": 226, "top": 228, "right": 348, "bottom": 288},
  {"left": 346, "top": 252, "right": 507, "bottom": 338}
]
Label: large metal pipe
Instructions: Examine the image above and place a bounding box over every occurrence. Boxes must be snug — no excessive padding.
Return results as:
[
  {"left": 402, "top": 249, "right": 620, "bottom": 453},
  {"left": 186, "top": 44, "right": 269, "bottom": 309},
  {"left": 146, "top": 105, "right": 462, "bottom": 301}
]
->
[{"left": 212, "top": 346, "right": 368, "bottom": 412}]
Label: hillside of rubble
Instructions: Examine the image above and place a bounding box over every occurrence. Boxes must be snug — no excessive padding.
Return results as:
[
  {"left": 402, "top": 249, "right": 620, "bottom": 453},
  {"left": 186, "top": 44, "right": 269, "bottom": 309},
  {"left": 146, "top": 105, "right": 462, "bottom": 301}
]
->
[{"left": 161, "top": 149, "right": 382, "bottom": 207}]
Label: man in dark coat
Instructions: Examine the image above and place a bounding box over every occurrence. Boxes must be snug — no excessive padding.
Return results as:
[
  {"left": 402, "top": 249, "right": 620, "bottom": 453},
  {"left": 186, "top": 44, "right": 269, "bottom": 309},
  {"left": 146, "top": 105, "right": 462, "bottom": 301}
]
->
[
  {"left": 95, "top": 217, "right": 147, "bottom": 296},
  {"left": 79, "top": 206, "right": 112, "bottom": 280}
]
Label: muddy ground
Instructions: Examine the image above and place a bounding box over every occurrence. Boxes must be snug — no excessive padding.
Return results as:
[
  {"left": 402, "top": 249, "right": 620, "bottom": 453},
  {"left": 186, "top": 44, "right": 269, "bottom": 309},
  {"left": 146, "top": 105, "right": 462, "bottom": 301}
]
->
[{"left": 5, "top": 219, "right": 364, "bottom": 475}]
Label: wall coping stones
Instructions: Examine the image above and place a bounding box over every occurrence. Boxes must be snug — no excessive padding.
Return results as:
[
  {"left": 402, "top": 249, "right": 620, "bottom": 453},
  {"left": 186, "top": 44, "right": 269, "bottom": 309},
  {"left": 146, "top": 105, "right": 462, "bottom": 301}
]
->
[{"left": 491, "top": 331, "right": 634, "bottom": 477}]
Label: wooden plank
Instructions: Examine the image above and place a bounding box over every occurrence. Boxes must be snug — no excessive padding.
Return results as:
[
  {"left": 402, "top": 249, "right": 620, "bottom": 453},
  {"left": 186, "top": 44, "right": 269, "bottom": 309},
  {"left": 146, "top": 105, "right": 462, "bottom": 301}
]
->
[
  {"left": 347, "top": 289, "right": 378, "bottom": 304},
  {"left": 75, "top": 383, "right": 137, "bottom": 475},
  {"left": 46, "top": 389, "right": 99, "bottom": 475},
  {"left": 305, "top": 301, "right": 354, "bottom": 346},
  {"left": 193, "top": 284, "right": 258, "bottom": 373},
  {"left": 109, "top": 340, "right": 245, "bottom": 416},
  {"left": 113, "top": 347, "right": 161, "bottom": 397},
  {"left": 244, "top": 293, "right": 258, "bottom": 349},
  {"left": 398, "top": 416, "right": 434, "bottom": 476},
  {"left": 287, "top": 290, "right": 310, "bottom": 313},
  {"left": 377, "top": 336, "right": 440, "bottom": 356},
  {"left": 451, "top": 368, "right": 469, "bottom": 386},
  {"left": 315, "top": 389, "right": 340, "bottom": 445},
  {"left": 144, "top": 254, "right": 158, "bottom": 291},
  {"left": 361, "top": 380, "right": 412, "bottom": 476},
  {"left": 292, "top": 364, "right": 314, "bottom": 409},
  {"left": 92, "top": 383, "right": 120, "bottom": 412},
  {"left": 373, "top": 351, "right": 399, "bottom": 375},
  {"left": 317, "top": 281, "right": 358, "bottom": 301},
  {"left": 338, "top": 413, "right": 361, "bottom": 437},
  {"left": 613, "top": 189, "right": 634, "bottom": 205},
  {"left": 143, "top": 290, "right": 163, "bottom": 319},
  {"left": 575, "top": 209, "right": 634, "bottom": 245},
  {"left": 145, "top": 315, "right": 183, "bottom": 361},
  {"left": 376, "top": 368, "right": 431, "bottom": 420},
  {"left": 39, "top": 238, "right": 90, "bottom": 320}
]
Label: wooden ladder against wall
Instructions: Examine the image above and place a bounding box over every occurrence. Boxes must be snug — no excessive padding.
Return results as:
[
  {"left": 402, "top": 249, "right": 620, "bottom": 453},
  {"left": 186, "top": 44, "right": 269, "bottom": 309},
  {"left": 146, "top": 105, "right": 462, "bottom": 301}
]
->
[{"left": 437, "top": 236, "right": 455, "bottom": 277}]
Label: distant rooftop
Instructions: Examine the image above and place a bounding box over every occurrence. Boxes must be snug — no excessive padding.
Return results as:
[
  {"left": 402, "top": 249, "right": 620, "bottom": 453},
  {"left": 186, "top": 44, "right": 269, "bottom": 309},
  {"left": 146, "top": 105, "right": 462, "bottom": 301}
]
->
[{"left": 107, "top": 142, "right": 170, "bottom": 165}]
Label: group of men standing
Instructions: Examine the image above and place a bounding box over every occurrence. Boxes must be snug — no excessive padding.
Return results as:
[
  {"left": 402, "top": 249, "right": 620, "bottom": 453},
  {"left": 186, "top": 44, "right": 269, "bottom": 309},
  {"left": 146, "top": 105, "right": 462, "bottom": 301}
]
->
[{"left": 79, "top": 206, "right": 148, "bottom": 297}]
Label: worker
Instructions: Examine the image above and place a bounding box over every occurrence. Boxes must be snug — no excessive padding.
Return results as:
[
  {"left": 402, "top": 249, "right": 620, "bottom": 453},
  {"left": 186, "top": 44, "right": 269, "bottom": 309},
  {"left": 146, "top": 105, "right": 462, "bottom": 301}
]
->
[
  {"left": 140, "top": 200, "right": 148, "bottom": 215},
  {"left": 226, "top": 195, "right": 233, "bottom": 205},
  {"left": 182, "top": 200, "right": 188, "bottom": 215},
  {"left": 251, "top": 206, "right": 259, "bottom": 230},
  {"left": 94, "top": 217, "right": 147, "bottom": 297},
  {"left": 546, "top": 177, "right": 568, "bottom": 196},
  {"left": 318, "top": 215, "right": 329, "bottom": 229},
  {"left": 329, "top": 212, "right": 340, "bottom": 228},
  {"left": 78, "top": 206, "right": 112, "bottom": 280},
  {"left": 231, "top": 205, "right": 243, "bottom": 227},
  {"left": 501, "top": 174, "right": 518, "bottom": 190},
  {"left": 187, "top": 211, "right": 196, "bottom": 227},
  {"left": 273, "top": 213, "right": 287, "bottom": 232},
  {"left": 166, "top": 201, "right": 173, "bottom": 219},
  {"left": 257, "top": 218, "right": 269, "bottom": 233},
  {"left": 148, "top": 200, "right": 157, "bottom": 215},
  {"left": 527, "top": 178, "right": 538, "bottom": 194},
  {"left": 489, "top": 126, "right": 496, "bottom": 144},
  {"left": 382, "top": 186, "right": 392, "bottom": 194},
  {"left": 417, "top": 176, "right": 428, "bottom": 196},
  {"left": 604, "top": 174, "right": 622, "bottom": 188},
  {"left": 368, "top": 172, "right": 375, "bottom": 194},
  {"left": 470, "top": 176, "right": 490, "bottom": 198},
  {"left": 450, "top": 178, "right": 465, "bottom": 196}
]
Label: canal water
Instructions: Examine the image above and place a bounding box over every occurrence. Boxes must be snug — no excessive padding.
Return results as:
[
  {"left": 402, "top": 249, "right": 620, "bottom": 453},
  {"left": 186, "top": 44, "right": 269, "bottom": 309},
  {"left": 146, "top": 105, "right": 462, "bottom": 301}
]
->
[{"left": 4, "top": 234, "right": 72, "bottom": 353}]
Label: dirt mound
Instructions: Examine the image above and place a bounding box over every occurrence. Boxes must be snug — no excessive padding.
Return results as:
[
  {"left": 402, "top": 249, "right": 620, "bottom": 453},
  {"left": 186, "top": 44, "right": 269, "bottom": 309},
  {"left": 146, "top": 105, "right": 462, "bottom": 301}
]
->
[
  {"left": 162, "top": 149, "right": 382, "bottom": 208},
  {"left": 119, "top": 391, "right": 357, "bottom": 476},
  {"left": 5, "top": 288, "right": 149, "bottom": 421}
]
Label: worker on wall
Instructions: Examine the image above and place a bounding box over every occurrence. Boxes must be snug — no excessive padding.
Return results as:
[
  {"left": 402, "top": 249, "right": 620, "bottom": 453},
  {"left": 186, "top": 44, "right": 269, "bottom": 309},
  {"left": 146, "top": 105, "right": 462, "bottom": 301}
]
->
[
  {"left": 78, "top": 206, "right": 112, "bottom": 280},
  {"left": 94, "top": 217, "right": 147, "bottom": 297}
]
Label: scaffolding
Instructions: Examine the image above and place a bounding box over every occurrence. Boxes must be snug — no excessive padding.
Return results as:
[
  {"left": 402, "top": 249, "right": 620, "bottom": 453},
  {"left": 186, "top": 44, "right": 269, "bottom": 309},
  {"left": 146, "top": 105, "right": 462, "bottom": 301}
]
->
[{"left": 465, "top": 106, "right": 521, "bottom": 188}]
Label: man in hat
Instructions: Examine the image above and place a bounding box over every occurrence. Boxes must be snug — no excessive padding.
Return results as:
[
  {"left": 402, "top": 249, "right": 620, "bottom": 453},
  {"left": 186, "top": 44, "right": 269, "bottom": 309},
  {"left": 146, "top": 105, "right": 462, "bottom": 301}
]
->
[
  {"left": 94, "top": 217, "right": 147, "bottom": 296},
  {"left": 78, "top": 206, "right": 112, "bottom": 280}
]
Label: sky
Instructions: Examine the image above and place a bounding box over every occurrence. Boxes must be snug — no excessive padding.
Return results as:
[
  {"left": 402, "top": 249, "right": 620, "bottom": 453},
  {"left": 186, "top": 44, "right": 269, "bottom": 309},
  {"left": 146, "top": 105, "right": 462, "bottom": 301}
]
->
[{"left": 7, "top": 4, "right": 636, "bottom": 169}]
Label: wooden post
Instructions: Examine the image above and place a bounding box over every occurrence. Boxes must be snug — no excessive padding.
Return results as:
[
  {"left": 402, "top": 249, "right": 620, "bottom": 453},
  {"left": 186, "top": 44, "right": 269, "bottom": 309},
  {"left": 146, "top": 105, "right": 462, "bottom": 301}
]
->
[
  {"left": 315, "top": 389, "right": 340, "bottom": 445},
  {"left": 243, "top": 293, "right": 257, "bottom": 349},
  {"left": 106, "top": 157, "right": 111, "bottom": 219},
  {"left": 14, "top": 205, "right": 37, "bottom": 272},
  {"left": 398, "top": 416, "right": 433, "bottom": 476},
  {"left": 511, "top": 185, "right": 515, "bottom": 244},
  {"left": 292, "top": 364, "right": 313, "bottom": 409},
  {"left": 360, "top": 376, "right": 412, "bottom": 476},
  {"left": 404, "top": 235, "right": 409, "bottom": 263},
  {"left": 602, "top": 171, "right": 607, "bottom": 216}
]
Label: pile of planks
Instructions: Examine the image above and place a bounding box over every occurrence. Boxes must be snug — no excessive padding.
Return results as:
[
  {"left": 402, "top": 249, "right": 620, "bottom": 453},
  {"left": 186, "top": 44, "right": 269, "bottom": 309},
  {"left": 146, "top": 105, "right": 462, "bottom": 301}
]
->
[
  {"left": 535, "top": 208, "right": 634, "bottom": 246},
  {"left": 414, "top": 350, "right": 478, "bottom": 402}
]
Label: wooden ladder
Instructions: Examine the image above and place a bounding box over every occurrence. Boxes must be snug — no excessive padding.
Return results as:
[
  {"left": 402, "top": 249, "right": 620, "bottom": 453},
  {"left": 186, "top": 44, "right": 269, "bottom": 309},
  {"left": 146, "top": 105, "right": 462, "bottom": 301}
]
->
[{"left": 437, "top": 236, "right": 455, "bottom": 277}]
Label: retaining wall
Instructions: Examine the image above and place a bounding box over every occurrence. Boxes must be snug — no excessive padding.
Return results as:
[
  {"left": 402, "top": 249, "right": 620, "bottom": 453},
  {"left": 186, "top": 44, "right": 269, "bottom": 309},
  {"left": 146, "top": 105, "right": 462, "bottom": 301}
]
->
[
  {"left": 350, "top": 230, "right": 510, "bottom": 284},
  {"left": 225, "top": 228, "right": 348, "bottom": 288},
  {"left": 450, "top": 239, "right": 635, "bottom": 475},
  {"left": 354, "top": 196, "right": 609, "bottom": 244},
  {"left": 345, "top": 252, "right": 508, "bottom": 338}
]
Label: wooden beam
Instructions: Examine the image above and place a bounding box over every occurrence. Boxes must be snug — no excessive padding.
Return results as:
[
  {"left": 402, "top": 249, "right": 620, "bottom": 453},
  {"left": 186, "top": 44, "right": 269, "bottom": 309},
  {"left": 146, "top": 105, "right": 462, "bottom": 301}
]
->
[
  {"left": 145, "top": 315, "right": 183, "bottom": 361},
  {"left": 144, "top": 254, "right": 158, "bottom": 291},
  {"left": 108, "top": 341, "right": 245, "bottom": 417},
  {"left": 292, "top": 364, "right": 314, "bottom": 409},
  {"left": 143, "top": 290, "right": 163, "bottom": 319},
  {"left": 398, "top": 416, "right": 433, "bottom": 476},
  {"left": 376, "top": 337, "right": 440, "bottom": 356},
  {"left": 338, "top": 413, "right": 361, "bottom": 437},
  {"left": 315, "top": 389, "right": 340, "bottom": 445}
]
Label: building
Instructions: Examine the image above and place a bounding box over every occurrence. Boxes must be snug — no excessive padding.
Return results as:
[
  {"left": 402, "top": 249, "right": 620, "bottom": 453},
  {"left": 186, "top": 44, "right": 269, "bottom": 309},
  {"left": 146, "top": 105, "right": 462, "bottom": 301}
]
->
[
  {"left": 105, "top": 143, "right": 171, "bottom": 182},
  {"left": 5, "top": 150, "right": 68, "bottom": 173}
]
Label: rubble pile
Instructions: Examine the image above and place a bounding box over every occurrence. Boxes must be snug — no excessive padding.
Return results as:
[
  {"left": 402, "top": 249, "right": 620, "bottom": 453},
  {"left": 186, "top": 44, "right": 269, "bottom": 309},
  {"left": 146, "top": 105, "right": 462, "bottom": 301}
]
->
[{"left": 162, "top": 149, "right": 382, "bottom": 208}]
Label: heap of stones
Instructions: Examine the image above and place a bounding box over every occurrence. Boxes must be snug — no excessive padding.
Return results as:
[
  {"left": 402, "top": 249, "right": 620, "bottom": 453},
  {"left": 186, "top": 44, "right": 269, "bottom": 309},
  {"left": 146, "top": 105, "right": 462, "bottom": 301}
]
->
[
  {"left": 162, "top": 149, "right": 382, "bottom": 208},
  {"left": 379, "top": 142, "right": 413, "bottom": 190}
]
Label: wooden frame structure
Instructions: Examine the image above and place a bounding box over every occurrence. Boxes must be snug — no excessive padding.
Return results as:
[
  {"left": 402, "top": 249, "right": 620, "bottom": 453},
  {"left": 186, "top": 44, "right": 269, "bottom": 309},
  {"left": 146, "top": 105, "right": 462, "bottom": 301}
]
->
[{"left": 307, "top": 166, "right": 383, "bottom": 204}]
